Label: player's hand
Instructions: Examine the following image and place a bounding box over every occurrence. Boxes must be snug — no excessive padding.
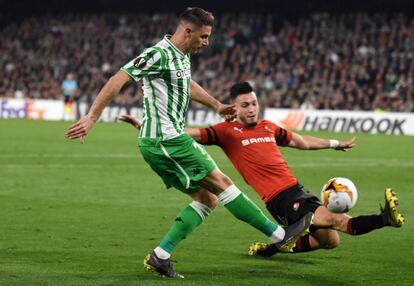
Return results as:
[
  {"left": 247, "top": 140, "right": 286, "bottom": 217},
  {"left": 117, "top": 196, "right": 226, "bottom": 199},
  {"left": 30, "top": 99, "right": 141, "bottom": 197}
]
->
[
  {"left": 65, "top": 116, "right": 96, "bottom": 144},
  {"left": 336, "top": 136, "right": 356, "bottom": 151},
  {"left": 118, "top": 115, "right": 141, "bottom": 130},
  {"left": 217, "top": 103, "right": 236, "bottom": 122}
]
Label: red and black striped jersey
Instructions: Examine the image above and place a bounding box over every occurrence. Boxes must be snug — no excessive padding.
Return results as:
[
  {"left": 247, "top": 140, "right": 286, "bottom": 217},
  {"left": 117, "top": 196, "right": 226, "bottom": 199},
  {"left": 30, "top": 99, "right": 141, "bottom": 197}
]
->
[{"left": 200, "top": 119, "right": 298, "bottom": 203}]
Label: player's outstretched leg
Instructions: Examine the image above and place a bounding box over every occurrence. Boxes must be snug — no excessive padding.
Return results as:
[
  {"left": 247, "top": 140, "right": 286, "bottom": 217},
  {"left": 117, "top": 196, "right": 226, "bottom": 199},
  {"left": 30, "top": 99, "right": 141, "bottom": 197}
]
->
[
  {"left": 144, "top": 251, "right": 184, "bottom": 279},
  {"left": 248, "top": 212, "right": 314, "bottom": 257},
  {"left": 143, "top": 200, "right": 212, "bottom": 279},
  {"left": 218, "top": 185, "right": 285, "bottom": 242},
  {"left": 381, "top": 188, "right": 405, "bottom": 227}
]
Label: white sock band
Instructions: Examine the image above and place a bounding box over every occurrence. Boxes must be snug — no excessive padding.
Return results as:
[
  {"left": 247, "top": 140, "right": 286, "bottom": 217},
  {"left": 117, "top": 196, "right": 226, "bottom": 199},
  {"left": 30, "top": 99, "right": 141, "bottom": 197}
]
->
[
  {"left": 269, "top": 226, "right": 286, "bottom": 243},
  {"left": 218, "top": 185, "right": 242, "bottom": 205},
  {"left": 189, "top": 201, "right": 212, "bottom": 221},
  {"left": 154, "top": 246, "right": 170, "bottom": 259}
]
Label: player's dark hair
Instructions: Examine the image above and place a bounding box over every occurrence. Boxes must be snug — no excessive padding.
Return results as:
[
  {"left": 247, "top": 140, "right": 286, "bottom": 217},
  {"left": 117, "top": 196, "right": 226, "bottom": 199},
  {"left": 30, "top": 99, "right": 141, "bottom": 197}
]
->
[
  {"left": 230, "top": 82, "right": 254, "bottom": 100},
  {"left": 179, "top": 7, "right": 214, "bottom": 28}
]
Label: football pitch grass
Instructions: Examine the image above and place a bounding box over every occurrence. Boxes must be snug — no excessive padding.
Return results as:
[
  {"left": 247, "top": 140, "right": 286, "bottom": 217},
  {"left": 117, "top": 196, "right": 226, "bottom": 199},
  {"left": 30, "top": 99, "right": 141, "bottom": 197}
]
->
[{"left": 1, "top": 119, "right": 413, "bottom": 286}]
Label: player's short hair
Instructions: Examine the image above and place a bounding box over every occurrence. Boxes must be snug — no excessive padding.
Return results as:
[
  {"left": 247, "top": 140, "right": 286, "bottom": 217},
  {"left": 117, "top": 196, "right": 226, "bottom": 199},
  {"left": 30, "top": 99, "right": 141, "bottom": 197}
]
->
[
  {"left": 179, "top": 7, "right": 214, "bottom": 28},
  {"left": 230, "top": 82, "right": 254, "bottom": 100}
]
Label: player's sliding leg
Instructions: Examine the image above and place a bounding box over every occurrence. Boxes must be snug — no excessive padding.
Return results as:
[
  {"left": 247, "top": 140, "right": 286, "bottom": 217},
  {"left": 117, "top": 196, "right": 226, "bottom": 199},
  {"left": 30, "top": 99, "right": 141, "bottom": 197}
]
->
[
  {"left": 315, "top": 188, "right": 404, "bottom": 236},
  {"left": 144, "top": 190, "right": 217, "bottom": 279},
  {"left": 267, "top": 189, "right": 405, "bottom": 255},
  {"left": 200, "top": 168, "right": 285, "bottom": 242},
  {"left": 303, "top": 229, "right": 340, "bottom": 250},
  {"left": 313, "top": 189, "right": 404, "bottom": 236},
  {"left": 249, "top": 189, "right": 405, "bottom": 257}
]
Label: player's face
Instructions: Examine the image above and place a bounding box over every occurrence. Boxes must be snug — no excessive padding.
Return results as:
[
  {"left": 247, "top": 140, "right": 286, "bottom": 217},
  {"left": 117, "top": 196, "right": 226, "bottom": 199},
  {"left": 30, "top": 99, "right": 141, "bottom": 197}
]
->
[
  {"left": 187, "top": 25, "right": 211, "bottom": 54},
  {"left": 235, "top": 92, "right": 259, "bottom": 127}
]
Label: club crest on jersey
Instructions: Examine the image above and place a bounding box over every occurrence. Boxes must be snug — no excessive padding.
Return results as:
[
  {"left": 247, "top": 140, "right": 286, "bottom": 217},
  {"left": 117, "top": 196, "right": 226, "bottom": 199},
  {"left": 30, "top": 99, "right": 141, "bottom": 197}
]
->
[
  {"left": 233, "top": 127, "right": 244, "bottom": 133},
  {"left": 264, "top": 125, "right": 272, "bottom": 133},
  {"left": 292, "top": 201, "right": 300, "bottom": 211}
]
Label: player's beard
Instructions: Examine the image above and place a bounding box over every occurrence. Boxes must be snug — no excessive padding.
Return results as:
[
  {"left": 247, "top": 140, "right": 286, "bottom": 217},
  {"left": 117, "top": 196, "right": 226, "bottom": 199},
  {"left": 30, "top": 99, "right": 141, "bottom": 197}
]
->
[{"left": 242, "top": 116, "right": 258, "bottom": 127}]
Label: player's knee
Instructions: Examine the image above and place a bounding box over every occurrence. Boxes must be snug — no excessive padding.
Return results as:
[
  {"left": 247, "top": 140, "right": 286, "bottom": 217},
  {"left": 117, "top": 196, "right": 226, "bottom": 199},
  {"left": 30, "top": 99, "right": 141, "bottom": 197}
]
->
[
  {"left": 326, "top": 235, "right": 340, "bottom": 249},
  {"left": 320, "top": 232, "right": 340, "bottom": 249},
  {"left": 216, "top": 173, "right": 233, "bottom": 190},
  {"left": 201, "top": 169, "right": 234, "bottom": 194},
  {"left": 222, "top": 175, "right": 234, "bottom": 190},
  {"left": 210, "top": 172, "right": 234, "bottom": 192},
  {"left": 205, "top": 195, "right": 218, "bottom": 209},
  {"left": 197, "top": 193, "right": 218, "bottom": 209}
]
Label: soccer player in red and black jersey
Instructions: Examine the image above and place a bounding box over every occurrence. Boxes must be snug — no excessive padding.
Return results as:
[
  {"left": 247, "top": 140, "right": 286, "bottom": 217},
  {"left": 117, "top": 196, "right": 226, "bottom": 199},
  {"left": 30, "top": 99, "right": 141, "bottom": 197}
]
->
[{"left": 120, "top": 82, "right": 404, "bottom": 257}]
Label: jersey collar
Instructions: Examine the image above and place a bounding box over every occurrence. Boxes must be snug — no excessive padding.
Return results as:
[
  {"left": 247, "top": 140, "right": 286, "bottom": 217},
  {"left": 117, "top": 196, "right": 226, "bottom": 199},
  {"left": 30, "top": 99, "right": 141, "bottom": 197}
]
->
[{"left": 164, "top": 35, "right": 186, "bottom": 56}]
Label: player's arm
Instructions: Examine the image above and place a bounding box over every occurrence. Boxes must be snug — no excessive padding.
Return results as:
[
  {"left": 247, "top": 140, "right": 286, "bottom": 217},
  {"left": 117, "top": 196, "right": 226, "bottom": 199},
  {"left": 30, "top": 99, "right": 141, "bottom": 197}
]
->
[
  {"left": 190, "top": 80, "right": 235, "bottom": 120},
  {"left": 65, "top": 70, "right": 132, "bottom": 143},
  {"left": 287, "top": 132, "right": 356, "bottom": 151},
  {"left": 185, "top": 128, "right": 202, "bottom": 142}
]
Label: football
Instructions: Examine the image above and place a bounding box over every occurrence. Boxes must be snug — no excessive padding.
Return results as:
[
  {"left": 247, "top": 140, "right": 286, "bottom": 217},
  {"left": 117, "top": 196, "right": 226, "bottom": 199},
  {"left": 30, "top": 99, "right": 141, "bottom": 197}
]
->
[{"left": 321, "top": 177, "right": 358, "bottom": 213}]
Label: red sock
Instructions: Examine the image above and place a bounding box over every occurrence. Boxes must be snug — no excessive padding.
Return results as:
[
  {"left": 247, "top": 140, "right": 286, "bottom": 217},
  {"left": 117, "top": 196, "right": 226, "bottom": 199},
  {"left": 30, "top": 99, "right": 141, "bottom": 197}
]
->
[
  {"left": 347, "top": 215, "right": 385, "bottom": 235},
  {"left": 292, "top": 234, "right": 312, "bottom": 253}
]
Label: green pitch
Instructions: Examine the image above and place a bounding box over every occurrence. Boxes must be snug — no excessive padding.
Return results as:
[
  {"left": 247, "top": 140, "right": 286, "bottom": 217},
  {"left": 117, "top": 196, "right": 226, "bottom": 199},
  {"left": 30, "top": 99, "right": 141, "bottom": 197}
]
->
[{"left": 0, "top": 119, "right": 413, "bottom": 286}]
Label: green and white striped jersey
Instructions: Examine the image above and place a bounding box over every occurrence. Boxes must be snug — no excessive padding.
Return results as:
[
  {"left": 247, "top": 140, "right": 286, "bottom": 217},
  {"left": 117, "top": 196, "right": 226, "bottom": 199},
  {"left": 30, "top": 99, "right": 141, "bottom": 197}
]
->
[{"left": 121, "top": 35, "right": 191, "bottom": 141}]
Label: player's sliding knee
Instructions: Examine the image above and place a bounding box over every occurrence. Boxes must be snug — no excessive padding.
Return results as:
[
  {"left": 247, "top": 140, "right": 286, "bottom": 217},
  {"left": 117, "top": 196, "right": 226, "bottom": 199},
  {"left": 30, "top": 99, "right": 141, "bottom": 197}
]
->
[
  {"left": 320, "top": 230, "right": 340, "bottom": 249},
  {"left": 325, "top": 235, "right": 340, "bottom": 249}
]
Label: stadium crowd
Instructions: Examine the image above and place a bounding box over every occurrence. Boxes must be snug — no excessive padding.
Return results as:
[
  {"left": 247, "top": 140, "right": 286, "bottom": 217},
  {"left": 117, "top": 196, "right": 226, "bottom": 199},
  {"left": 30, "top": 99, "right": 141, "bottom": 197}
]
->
[{"left": 1, "top": 12, "right": 413, "bottom": 112}]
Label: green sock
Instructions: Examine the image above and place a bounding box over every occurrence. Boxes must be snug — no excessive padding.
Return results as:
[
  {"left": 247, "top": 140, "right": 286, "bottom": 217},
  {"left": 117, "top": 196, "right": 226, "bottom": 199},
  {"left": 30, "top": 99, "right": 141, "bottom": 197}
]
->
[
  {"left": 158, "top": 202, "right": 209, "bottom": 254},
  {"left": 219, "top": 185, "right": 280, "bottom": 238}
]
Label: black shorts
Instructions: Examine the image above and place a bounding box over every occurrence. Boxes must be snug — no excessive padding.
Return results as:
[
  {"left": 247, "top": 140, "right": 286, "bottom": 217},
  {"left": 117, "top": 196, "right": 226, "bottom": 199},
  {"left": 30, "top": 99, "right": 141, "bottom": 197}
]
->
[{"left": 266, "top": 183, "right": 321, "bottom": 227}]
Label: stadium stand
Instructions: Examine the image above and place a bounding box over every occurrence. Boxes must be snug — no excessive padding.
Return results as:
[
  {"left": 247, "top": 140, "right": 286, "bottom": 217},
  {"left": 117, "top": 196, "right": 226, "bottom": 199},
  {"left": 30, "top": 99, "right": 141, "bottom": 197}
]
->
[{"left": 1, "top": 12, "right": 413, "bottom": 111}]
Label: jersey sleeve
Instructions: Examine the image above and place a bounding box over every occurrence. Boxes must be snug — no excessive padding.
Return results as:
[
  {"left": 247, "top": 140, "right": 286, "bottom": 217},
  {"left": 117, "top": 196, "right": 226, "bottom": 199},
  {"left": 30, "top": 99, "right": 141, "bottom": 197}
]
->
[
  {"left": 274, "top": 124, "right": 293, "bottom": 146},
  {"left": 199, "top": 122, "right": 227, "bottom": 146},
  {"left": 120, "top": 48, "right": 163, "bottom": 81}
]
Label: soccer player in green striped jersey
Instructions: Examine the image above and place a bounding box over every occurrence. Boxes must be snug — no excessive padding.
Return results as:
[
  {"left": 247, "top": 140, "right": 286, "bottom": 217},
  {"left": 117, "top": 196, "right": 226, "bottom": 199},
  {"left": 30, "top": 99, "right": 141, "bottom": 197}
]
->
[{"left": 66, "top": 8, "right": 301, "bottom": 279}]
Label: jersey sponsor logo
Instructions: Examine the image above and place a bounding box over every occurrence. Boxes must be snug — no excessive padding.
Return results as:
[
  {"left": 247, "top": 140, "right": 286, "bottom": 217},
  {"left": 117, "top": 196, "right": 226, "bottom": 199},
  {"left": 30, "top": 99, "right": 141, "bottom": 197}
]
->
[
  {"left": 241, "top": 136, "right": 276, "bottom": 146},
  {"left": 176, "top": 69, "right": 191, "bottom": 78},
  {"left": 233, "top": 127, "right": 244, "bottom": 133}
]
